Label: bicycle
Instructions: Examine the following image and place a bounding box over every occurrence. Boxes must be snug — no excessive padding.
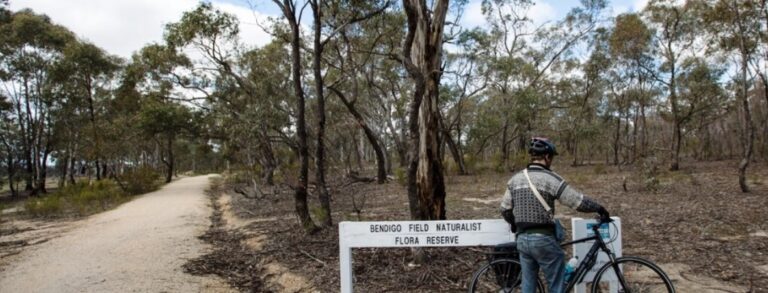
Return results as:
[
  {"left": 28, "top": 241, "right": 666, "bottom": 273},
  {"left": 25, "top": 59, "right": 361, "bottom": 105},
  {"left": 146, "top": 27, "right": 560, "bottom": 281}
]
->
[{"left": 468, "top": 217, "right": 675, "bottom": 292}]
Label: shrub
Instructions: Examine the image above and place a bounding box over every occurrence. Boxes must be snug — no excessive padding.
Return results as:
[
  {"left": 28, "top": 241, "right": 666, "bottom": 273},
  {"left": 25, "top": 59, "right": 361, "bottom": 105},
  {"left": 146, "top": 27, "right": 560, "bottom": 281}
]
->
[
  {"left": 26, "top": 180, "right": 128, "bottom": 217},
  {"left": 394, "top": 167, "right": 407, "bottom": 186},
  {"left": 639, "top": 156, "right": 660, "bottom": 191},
  {"left": 208, "top": 176, "right": 224, "bottom": 193},
  {"left": 25, "top": 195, "right": 63, "bottom": 217},
  {"left": 592, "top": 164, "right": 607, "bottom": 175},
  {"left": 119, "top": 166, "right": 161, "bottom": 195},
  {"left": 225, "top": 170, "right": 251, "bottom": 185},
  {"left": 463, "top": 154, "right": 478, "bottom": 173},
  {"left": 510, "top": 152, "right": 528, "bottom": 171},
  {"left": 310, "top": 205, "right": 328, "bottom": 224}
]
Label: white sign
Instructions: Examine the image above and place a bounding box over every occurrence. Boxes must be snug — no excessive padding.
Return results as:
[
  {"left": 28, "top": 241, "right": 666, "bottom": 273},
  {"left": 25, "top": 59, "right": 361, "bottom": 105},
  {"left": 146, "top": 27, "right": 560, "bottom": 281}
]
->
[
  {"left": 571, "top": 217, "right": 622, "bottom": 293},
  {"left": 338, "top": 219, "right": 514, "bottom": 292}
]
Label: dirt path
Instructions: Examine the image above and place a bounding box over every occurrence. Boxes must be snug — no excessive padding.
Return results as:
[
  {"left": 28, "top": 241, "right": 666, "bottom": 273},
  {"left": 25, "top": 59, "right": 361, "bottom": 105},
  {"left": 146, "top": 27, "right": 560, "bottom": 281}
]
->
[{"left": 0, "top": 175, "right": 233, "bottom": 293}]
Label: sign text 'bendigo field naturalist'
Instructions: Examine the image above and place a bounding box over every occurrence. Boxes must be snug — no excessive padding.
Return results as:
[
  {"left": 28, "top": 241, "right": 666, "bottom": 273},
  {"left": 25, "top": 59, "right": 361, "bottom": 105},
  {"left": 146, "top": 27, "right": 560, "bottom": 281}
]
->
[{"left": 338, "top": 219, "right": 514, "bottom": 292}]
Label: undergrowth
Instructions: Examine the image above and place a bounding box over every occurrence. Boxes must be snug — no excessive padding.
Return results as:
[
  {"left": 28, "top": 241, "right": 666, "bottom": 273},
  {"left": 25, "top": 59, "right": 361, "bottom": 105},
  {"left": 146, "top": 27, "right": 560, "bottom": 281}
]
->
[
  {"left": 25, "top": 169, "right": 162, "bottom": 218},
  {"left": 25, "top": 181, "right": 126, "bottom": 217}
]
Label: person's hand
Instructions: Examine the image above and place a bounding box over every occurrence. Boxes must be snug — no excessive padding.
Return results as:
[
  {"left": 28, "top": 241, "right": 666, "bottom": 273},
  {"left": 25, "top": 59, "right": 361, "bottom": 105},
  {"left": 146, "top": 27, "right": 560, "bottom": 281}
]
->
[{"left": 597, "top": 206, "right": 611, "bottom": 223}]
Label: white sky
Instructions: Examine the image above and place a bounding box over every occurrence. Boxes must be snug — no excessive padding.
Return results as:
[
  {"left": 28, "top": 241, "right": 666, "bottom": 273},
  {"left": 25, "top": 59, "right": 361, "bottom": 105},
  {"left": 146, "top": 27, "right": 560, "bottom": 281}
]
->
[
  {"left": 9, "top": 0, "right": 650, "bottom": 60},
  {"left": 9, "top": 0, "right": 274, "bottom": 59}
]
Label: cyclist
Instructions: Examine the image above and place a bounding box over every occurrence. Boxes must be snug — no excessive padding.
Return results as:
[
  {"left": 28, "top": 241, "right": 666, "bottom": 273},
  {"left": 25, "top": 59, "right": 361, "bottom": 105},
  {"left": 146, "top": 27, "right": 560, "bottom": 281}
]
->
[{"left": 500, "top": 137, "right": 610, "bottom": 293}]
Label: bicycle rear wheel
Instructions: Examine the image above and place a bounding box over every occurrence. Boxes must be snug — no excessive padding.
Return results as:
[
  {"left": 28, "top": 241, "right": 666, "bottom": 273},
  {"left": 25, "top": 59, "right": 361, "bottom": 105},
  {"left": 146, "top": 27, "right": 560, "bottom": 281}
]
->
[
  {"left": 468, "top": 258, "right": 545, "bottom": 293},
  {"left": 590, "top": 256, "right": 675, "bottom": 293}
]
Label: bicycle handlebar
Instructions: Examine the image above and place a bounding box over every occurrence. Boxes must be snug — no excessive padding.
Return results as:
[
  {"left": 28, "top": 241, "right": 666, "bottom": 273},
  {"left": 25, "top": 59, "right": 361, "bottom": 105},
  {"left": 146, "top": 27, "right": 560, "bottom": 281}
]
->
[{"left": 594, "top": 212, "right": 613, "bottom": 225}]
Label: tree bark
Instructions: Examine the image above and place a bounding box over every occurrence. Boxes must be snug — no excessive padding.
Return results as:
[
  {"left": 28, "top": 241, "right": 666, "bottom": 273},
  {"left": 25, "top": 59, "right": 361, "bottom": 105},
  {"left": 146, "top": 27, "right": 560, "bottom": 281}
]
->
[
  {"left": 310, "top": 0, "right": 332, "bottom": 227},
  {"left": 442, "top": 126, "right": 467, "bottom": 175},
  {"left": 21, "top": 77, "right": 34, "bottom": 191},
  {"left": 730, "top": 1, "right": 755, "bottom": 193},
  {"left": 274, "top": 0, "right": 319, "bottom": 234},
  {"left": 165, "top": 136, "right": 174, "bottom": 183},
  {"left": 402, "top": 0, "right": 449, "bottom": 221},
  {"left": 613, "top": 115, "right": 621, "bottom": 165},
  {"left": 1, "top": 136, "right": 16, "bottom": 197},
  {"left": 258, "top": 128, "right": 276, "bottom": 186}
]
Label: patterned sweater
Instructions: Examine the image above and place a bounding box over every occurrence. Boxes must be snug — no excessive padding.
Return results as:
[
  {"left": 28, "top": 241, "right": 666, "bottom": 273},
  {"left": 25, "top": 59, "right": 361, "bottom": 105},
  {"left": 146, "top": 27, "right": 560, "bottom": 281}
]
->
[{"left": 500, "top": 164, "right": 603, "bottom": 232}]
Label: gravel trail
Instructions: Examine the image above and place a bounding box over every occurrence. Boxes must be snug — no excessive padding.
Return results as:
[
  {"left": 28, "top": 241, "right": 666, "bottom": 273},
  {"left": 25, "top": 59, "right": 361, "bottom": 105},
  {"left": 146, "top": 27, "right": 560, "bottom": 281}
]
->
[{"left": 0, "top": 175, "right": 233, "bottom": 293}]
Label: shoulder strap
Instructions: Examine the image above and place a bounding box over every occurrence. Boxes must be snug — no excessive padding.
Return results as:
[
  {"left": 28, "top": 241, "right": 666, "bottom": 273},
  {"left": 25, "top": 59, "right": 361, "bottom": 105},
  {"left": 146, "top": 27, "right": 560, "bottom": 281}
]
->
[{"left": 523, "top": 169, "right": 553, "bottom": 213}]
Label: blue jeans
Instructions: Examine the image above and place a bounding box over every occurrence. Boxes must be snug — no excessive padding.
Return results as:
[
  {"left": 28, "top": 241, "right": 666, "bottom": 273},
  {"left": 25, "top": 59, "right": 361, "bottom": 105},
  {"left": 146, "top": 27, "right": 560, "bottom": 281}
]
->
[{"left": 516, "top": 233, "right": 565, "bottom": 293}]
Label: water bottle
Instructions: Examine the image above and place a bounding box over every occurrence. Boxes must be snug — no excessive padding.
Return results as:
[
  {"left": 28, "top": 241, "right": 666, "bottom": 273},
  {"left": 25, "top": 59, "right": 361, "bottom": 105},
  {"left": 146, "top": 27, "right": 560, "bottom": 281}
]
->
[{"left": 564, "top": 257, "right": 578, "bottom": 284}]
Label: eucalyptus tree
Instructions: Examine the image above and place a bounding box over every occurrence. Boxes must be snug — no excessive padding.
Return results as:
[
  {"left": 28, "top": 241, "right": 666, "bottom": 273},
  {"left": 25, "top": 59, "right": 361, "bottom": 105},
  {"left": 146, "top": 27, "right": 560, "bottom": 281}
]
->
[
  {"left": 0, "top": 9, "right": 74, "bottom": 193},
  {"left": 675, "top": 57, "right": 728, "bottom": 157},
  {"left": 272, "top": 0, "right": 318, "bottom": 233},
  {"left": 322, "top": 4, "right": 403, "bottom": 185},
  {"left": 400, "top": 0, "right": 451, "bottom": 220},
  {"left": 350, "top": 9, "right": 410, "bottom": 172},
  {"left": 55, "top": 41, "right": 121, "bottom": 180},
  {"left": 0, "top": 97, "right": 19, "bottom": 196},
  {"left": 644, "top": 0, "right": 698, "bottom": 170},
  {"left": 307, "top": 0, "right": 392, "bottom": 226},
  {"left": 609, "top": 12, "right": 654, "bottom": 163},
  {"left": 569, "top": 27, "right": 612, "bottom": 165},
  {"left": 164, "top": 3, "right": 291, "bottom": 187},
  {"left": 137, "top": 101, "right": 197, "bottom": 183},
  {"left": 701, "top": 0, "right": 762, "bottom": 192},
  {"left": 441, "top": 28, "right": 490, "bottom": 174},
  {"left": 479, "top": 0, "right": 606, "bottom": 168}
]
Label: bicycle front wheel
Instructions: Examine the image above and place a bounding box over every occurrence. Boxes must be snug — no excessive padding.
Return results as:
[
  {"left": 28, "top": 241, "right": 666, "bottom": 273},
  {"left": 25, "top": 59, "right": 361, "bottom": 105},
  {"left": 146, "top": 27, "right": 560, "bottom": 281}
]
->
[
  {"left": 467, "top": 258, "right": 545, "bottom": 293},
  {"left": 590, "top": 256, "right": 675, "bottom": 293}
]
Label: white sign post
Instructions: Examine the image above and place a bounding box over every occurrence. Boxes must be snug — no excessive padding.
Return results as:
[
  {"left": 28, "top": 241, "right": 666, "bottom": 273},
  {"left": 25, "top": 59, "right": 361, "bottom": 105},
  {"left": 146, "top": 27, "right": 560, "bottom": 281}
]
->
[
  {"left": 338, "top": 219, "right": 514, "bottom": 293},
  {"left": 571, "top": 217, "right": 622, "bottom": 293}
]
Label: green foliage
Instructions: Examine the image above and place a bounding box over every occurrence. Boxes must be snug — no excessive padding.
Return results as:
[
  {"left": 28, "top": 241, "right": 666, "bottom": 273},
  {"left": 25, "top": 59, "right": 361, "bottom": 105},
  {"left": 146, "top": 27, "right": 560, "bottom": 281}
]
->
[
  {"left": 208, "top": 176, "right": 224, "bottom": 193},
  {"left": 164, "top": 2, "right": 239, "bottom": 48},
  {"left": 25, "top": 195, "right": 62, "bottom": 217},
  {"left": 509, "top": 152, "right": 528, "bottom": 171},
  {"left": 138, "top": 102, "right": 196, "bottom": 138},
  {"left": 394, "top": 167, "right": 407, "bottom": 186},
  {"left": 225, "top": 170, "right": 252, "bottom": 185},
  {"left": 310, "top": 205, "right": 328, "bottom": 225},
  {"left": 610, "top": 13, "right": 651, "bottom": 60},
  {"left": 119, "top": 166, "right": 161, "bottom": 195},
  {"left": 444, "top": 159, "right": 459, "bottom": 175},
  {"left": 463, "top": 154, "right": 478, "bottom": 173}
]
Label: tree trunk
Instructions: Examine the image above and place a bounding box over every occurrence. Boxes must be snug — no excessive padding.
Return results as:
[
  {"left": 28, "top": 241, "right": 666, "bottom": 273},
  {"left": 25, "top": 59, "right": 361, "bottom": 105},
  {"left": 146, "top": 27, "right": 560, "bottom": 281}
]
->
[
  {"left": 402, "top": 0, "right": 450, "bottom": 221},
  {"left": 737, "top": 47, "right": 754, "bottom": 193},
  {"left": 259, "top": 139, "right": 276, "bottom": 186},
  {"left": 59, "top": 141, "right": 70, "bottom": 188},
  {"left": 443, "top": 127, "right": 467, "bottom": 175},
  {"left": 165, "top": 136, "right": 174, "bottom": 183},
  {"left": 274, "top": 0, "right": 318, "bottom": 234},
  {"left": 311, "top": 1, "right": 332, "bottom": 227},
  {"left": 613, "top": 115, "right": 621, "bottom": 165},
  {"left": 4, "top": 149, "right": 16, "bottom": 197},
  {"left": 671, "top": 120, "right": 682, "bottom": 171},
  {"left": 21, "top": 76, "right": 34, "bottom": 192},
  {"left": 7, "top": 167, "right": 16, "bottom": 197},
  {"left": 331, "top": 87, "right": 388, "bottom": 184},
  {"left": 38, "top": 149, "right": 50, "bottom": 194},
  {"left": 68, "top": 155, "right": 77, "bottom": 185},
  {"left": 500, "top": 118, "right": 510, "bottom": 171}
]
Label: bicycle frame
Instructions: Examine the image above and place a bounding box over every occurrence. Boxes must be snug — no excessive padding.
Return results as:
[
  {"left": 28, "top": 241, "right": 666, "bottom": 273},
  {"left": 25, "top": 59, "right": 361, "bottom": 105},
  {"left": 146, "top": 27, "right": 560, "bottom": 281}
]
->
[{"left": 561, "top": 222, "right": 619, "bottom": 292}]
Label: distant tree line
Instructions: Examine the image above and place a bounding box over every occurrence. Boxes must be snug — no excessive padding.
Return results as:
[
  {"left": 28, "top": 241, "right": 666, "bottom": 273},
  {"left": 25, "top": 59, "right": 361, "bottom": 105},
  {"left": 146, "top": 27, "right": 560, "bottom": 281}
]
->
[{"left": 1, "top": 0, "right": 766, "bottom": 233}]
